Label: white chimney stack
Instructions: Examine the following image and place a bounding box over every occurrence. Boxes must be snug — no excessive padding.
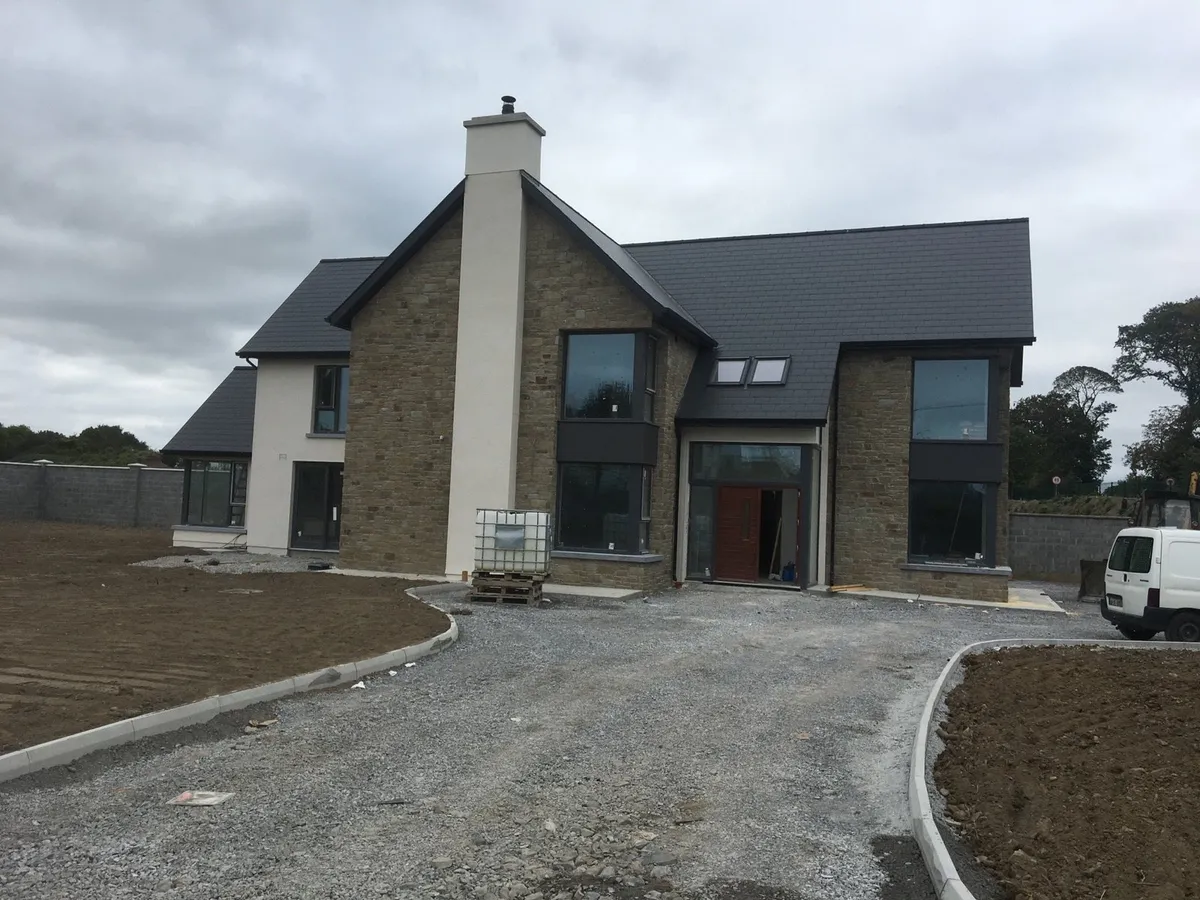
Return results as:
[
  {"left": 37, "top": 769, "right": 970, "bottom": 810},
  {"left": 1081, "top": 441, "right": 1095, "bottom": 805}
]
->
[
  {"left": 463, "top": 95, "right": 545, "bottom": 179},
  {"left": 445, "top": 97, "right": 546, "bottom": 578}
]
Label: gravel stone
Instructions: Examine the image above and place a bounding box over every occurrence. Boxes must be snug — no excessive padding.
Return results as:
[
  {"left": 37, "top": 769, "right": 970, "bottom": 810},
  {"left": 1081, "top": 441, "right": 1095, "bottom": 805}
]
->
[{"left": 0, "top": 584, "right": 1113, "bottom": 899}]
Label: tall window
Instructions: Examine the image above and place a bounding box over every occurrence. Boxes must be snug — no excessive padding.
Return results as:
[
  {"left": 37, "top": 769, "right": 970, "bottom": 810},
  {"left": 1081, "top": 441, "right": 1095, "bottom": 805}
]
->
[
  {"left": 557, "top": 463, "right": 650, "bottom": 554},
  {"left": 643, "top": 336, "right": 658, "bottom": 423},
  {"left": 909, "top": 481, "right": 986, "bottom": 564},
  {"left": 563, "top": 334, "right": 636, "bottom": 419},
  {"left": 184, "top": 460, "right": 248, "bottom": 527},
  {"left": 912, "top": 359, "right": 989, "bottom": 440},
  {"left": 313, "top": 365, "right": 350, "bottom": 434}
]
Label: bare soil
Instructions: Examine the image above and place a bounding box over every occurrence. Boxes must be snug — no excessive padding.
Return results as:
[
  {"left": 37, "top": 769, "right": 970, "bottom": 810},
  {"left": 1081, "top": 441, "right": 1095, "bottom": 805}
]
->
[
  {"left": 935, "top": 646, "right": 1200, "bottom": 900},
  {"left": 0, "top": 522, "right": 448, "bottom": 753}
]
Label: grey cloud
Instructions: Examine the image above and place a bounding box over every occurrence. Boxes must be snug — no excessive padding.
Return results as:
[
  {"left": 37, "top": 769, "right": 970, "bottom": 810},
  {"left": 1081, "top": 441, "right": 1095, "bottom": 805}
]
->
[{"left": 2, "top": 0, "right": 1198, "bottom": 469}]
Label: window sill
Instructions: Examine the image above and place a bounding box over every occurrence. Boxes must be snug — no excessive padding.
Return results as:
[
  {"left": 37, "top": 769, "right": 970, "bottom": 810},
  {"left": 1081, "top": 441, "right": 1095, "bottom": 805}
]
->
[
  {"left": 902, "top": 563, "right": 1012, "bottom": 577},
  {"left": 306, "top": 432, "right": 346, "bottom": 439},
  {"left": 552, "top": 550, "right": 664, "bottom": 565},
  {"left": 175, "top": 525, "right": 247, "bottom": 534}
]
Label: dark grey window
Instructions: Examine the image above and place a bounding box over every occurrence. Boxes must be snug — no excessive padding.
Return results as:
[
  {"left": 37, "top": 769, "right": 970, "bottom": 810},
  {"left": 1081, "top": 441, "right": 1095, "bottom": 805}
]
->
[
  {"left": 183, "top": 460, "right": 247, "bottom": 527},
  {"left": 563, "top": 334, "right": 635, "bottom": 419},
  {"left": 691, "top": 443, "right": 805, "bottom": 483},
  {"left": 313, "top": 365, "right": 350, "bottom": 433},
  {"left": 712, "top": 358, "right": 748, "bottom": 385},
  {"left": 556, "top": 463, "right": 650, "bottom": 553},
  {"left": 912, "top": 359, "right": 989, "bottom": 441},
  {"left": 644, "top": 336, "right": 658, "bottom": 423},
  {"left": 1109, "top": 536, "right": 1153, "bottom": 573},
  {"left": 909, "top": 481, "right": 986, "bottom": 564},
  {"left": 749, "top": 357, "right": 789, "bottom": 384}
]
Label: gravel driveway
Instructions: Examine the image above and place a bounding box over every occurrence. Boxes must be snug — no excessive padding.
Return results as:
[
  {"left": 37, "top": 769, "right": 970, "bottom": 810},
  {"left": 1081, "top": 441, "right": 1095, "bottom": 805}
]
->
[{"left": 1, "top": 584, "right": 1113, "bottom": 900}]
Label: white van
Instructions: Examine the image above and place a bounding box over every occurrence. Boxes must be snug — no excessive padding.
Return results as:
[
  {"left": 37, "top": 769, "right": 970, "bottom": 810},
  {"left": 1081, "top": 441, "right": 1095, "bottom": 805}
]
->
[{"left": 1101, "top": 527, "right": 1200, "bottom": 641}]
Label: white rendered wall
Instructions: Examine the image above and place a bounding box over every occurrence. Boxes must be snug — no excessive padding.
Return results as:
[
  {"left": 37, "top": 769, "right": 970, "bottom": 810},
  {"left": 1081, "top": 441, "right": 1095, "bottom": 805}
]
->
[{"left": 245, "top": 358, "right": 346, "bottom": 555}]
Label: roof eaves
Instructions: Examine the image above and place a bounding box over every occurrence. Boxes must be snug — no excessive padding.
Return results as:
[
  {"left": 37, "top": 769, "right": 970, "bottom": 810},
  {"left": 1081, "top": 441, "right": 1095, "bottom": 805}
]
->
[
  {"left": 327, "top": 180, "right": 466, "bottom": 330},
  {"left": 519, "top": 173, "right": 717, "bottom": 349}
]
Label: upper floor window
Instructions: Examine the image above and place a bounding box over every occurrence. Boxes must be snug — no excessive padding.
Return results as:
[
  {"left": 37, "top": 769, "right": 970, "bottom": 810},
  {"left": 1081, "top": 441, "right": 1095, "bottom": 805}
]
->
[
  {"left": 563, "top": 331, "right": 673, "bottom": 421},
  {"left": 912, "top": 359, "right": 989, "bottom": 441},
  {"left": 314, "top": 365, "right": 350, "bottom": 434},
  {"left": 643, "top": 336, "right": 658, "bottom": 423}
]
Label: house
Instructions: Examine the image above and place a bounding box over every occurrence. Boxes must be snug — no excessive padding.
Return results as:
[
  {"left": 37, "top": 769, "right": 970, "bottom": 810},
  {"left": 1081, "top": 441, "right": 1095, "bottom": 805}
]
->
[{"left": 163, "top": 98, "right": 1035, "bottom": 602}]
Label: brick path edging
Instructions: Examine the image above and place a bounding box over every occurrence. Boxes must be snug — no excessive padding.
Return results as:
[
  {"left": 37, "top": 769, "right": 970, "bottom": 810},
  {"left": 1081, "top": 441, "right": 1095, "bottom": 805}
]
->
[
  {"left": 910, "top": 638, "right": 1200, "bottom": 900},
  {"left": 0, "top": 592, "right": 458, "bottom": 784}
]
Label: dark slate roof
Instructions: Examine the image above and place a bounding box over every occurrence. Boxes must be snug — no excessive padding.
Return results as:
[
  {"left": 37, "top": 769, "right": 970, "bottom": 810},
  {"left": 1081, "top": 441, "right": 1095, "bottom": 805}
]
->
[
  {"left": 519, "top": 174, "right": 715, "bottom": 347},
  {"left": 163, "top": 366, "right": 258, "bottom": 456},
  {"left": 626, "top": 218, "right": 1035, "bottom": 422},
  {"left": 239, "top": 257, "right": 384, "bottom": 356}
]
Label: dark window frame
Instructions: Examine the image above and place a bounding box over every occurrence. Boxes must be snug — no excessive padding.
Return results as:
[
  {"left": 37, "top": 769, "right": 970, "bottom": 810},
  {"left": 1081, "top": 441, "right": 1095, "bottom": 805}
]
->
[
  {"left": 643, "top": 335, "right": 659, "bottom": 423},
  {"left": 181, "top": 458, "right": 248, "bottom": 528},
  {"left": 312, "top": 364, "right": 350, "bottom": 434},
  {"left": 910, "top": 356, "right": 996, "bottom": 443},
  {"left": 907, "top": 479, "right": 997, "bottom": 567},
  {"left": 554, "top": 462, "right": 652, "bottom": 555},
  {"left": 560, "top": 330, "right": 660, "bottom": 422},
  {"left": 749, "top": 357, "right": 791, "bottom": 385},
  {"left": 710, "top": 358, "right": 749, "bottom": 386}
]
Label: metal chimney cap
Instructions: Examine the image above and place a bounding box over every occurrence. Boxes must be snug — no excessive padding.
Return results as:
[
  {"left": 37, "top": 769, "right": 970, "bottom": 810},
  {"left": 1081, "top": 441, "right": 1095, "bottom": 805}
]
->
[{"left": 501, "top": 95, "right": 516, "bottom": 114}]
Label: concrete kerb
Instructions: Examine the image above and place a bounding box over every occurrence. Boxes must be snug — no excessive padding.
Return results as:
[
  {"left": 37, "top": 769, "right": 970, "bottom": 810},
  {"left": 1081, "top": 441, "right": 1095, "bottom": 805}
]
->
[
  {"left": 0, "top": 589, "right": 458, "bottom": 785},
  {"left": 910, "top": 638, "right": 1200, "bottom": 900}
]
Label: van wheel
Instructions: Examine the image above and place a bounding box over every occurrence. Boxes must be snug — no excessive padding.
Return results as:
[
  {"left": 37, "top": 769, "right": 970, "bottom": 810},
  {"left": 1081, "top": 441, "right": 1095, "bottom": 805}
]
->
[
  {"left": 1116, "top": 624, "right": 1157, "bottom": 641},
  {"left": 1165, "top": 612, "right": 1200, "bottom": 642}
]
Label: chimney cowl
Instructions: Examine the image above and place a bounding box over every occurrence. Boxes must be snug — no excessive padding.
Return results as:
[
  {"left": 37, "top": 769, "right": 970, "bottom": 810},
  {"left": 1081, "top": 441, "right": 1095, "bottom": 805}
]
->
[{"left": 501, "top": 95, "right": 516, "bottom": 114}]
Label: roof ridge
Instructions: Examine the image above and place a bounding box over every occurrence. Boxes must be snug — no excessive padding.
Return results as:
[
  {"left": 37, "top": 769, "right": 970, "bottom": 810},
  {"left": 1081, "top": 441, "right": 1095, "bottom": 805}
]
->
[
  {"left": 318, "top": 255, "right": 388, "bottom": 263},
  {"left": 622, "top": 217, "right": 1030, "bottom": 249}
]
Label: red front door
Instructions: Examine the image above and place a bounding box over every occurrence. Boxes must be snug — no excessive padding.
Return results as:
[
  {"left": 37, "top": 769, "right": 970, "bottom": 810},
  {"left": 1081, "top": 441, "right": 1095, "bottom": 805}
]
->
[{"left": 715, "top": 486, "right": 761, "bottom": 581}]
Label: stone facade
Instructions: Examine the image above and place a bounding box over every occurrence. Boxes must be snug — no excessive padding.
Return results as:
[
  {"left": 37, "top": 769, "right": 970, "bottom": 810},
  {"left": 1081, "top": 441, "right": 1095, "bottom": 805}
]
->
[
  {"left": 339, "top": 211, "right": 462, "bottom": 575},
  {"left": 515, "top": 204, "right": 696, "bottom": 593},
  {"left": 832, "top": 349, "right": 1011, "bottom": 603},
  {"left": 0, "top": 461, "right": 183, "bottom": 527}
]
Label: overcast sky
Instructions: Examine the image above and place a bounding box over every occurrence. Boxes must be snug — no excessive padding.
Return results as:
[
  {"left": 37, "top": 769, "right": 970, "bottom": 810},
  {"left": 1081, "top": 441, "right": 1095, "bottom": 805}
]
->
[{"left": 2, "top": 0, "right": 1198, "bottom": 476}]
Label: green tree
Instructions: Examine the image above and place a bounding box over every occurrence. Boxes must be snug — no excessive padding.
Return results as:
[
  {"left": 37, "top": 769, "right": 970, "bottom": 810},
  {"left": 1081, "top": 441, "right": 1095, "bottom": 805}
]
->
[
  {"left": 1115, "top": 297, "right": 1200, "bottom": 487},
  {"left": 1051, "top": 365, "right": 1123, "bottom": 425},
  {"left": 0, "top": 422, "right": 153, "bottom": 465},
  {"left": 1114, "top": 297, "right": 1200, "bottom": 409},
  {"left": 1124, "top": 405, "right": 1200, "bottom": 487},
  {"left": 1010, "top": 392, "right": 1108, "bottom": 492}
]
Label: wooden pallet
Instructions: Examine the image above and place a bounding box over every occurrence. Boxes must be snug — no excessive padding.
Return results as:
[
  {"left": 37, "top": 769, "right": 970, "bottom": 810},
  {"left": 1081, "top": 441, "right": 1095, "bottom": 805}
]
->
[{"left": 469, "top": 571, "right": 544, "bottom": 604}]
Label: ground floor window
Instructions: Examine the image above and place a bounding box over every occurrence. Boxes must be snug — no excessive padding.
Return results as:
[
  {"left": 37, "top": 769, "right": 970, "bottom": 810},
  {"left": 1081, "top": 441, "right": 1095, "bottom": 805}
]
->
[
  {"left": 556, "top": 463, "right": 651, "bottom": 554},
  {"left": 183, "top": 460, "right": 248, "bottom": 527},
  {"left": 908, "top": 481, "right": 988, "bottom": 565}
]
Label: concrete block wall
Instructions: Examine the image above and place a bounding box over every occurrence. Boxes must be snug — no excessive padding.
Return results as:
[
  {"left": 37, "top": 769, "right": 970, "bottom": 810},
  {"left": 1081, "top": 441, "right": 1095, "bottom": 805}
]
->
[
  {"left": 1008, "top": 513, "right": 1127, "bottom": 581},
  {"left": 0, "top": 461, "right": 182, "bottom": 528},
  {"left": 0, "top": 462, "right": 43, "bottom": 520}
]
